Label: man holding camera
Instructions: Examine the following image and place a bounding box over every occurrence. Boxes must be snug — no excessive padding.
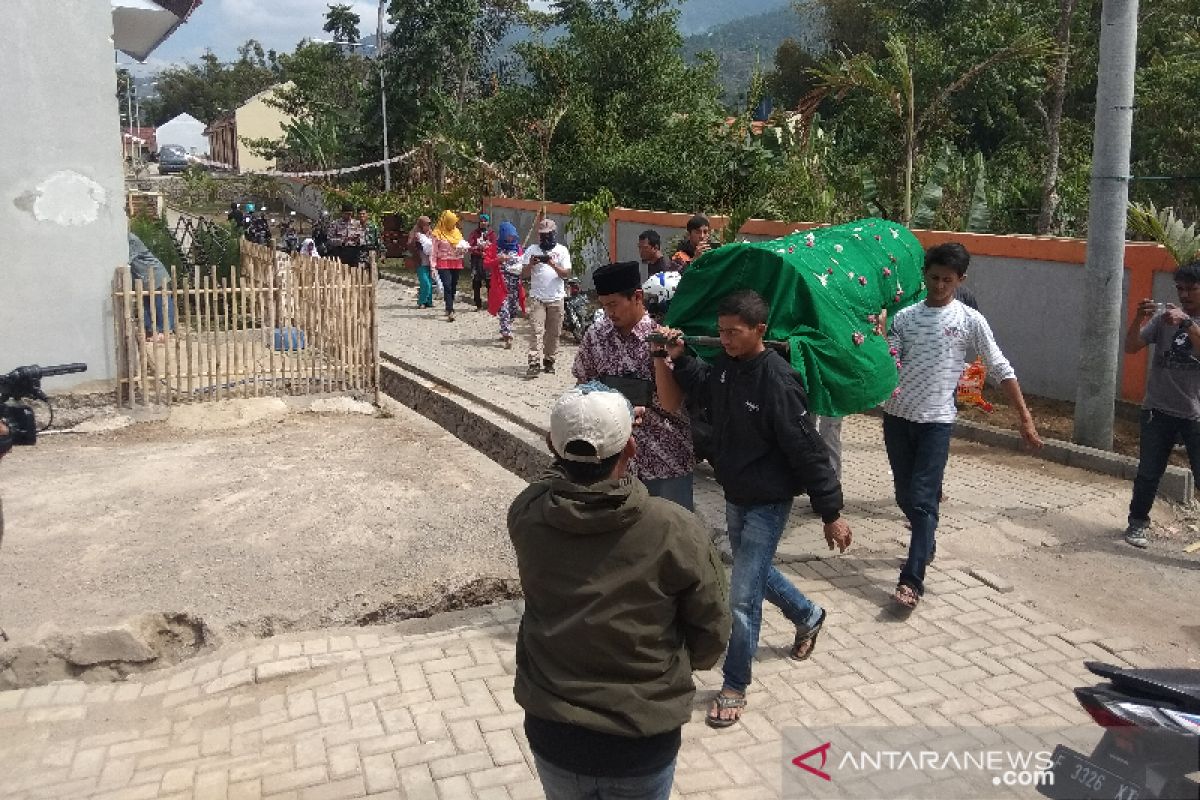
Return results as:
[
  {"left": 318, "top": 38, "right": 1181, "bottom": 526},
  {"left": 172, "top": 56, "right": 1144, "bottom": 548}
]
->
[
  {"left": 573, "top": 261, "right": 695, "bottom": 509},
  {"left": 521, "top": 219, "right": 572, "bottom": 377}
]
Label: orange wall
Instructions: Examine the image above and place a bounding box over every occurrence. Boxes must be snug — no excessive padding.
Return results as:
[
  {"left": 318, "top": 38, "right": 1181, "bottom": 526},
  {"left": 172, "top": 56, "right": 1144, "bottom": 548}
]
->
[{"left": 488, "top": 198, "right": 1177, "bottom": 401}]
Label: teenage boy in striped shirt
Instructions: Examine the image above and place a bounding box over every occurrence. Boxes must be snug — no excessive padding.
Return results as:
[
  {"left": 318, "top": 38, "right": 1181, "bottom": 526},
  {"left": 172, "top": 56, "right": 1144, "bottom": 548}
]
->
[{"left": 882, "top": 243, "right": 1042, "bottom": 611}]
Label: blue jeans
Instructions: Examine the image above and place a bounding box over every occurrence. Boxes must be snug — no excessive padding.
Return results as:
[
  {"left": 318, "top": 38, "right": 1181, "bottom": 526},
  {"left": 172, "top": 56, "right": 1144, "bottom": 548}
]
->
[
  {"left": 723, "top": 500, "right": 821, "bottom": 693},
  {"left": 416, "top": 264, "right": 434, "bottom": 306},
  {"left": 533, "top": 753, "right": 675, "bottom": 800},
  {"left": 142, "top": 295, "right": 176, "bottom": 335},
  {"left": 882, "top": 413, "right": 953, "bottom": 596},
  {"left": 642, "top": 473, "right": 694, "bottom": 511},
  {"left": 438, "top": 269, "right": 460, "bottom": 313},
  {"left": 1129, "top": 408, "right": 1200, "bottom": 524}
]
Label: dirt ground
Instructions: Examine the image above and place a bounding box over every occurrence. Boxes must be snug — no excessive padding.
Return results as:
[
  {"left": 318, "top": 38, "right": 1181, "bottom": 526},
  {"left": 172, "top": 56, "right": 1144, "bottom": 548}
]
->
[
  {"left": 931, "top": 440, "right": 1200, "bottom": 666},
  {"left": 0, "top": 400, "right": 524, "bottom": 644},
  {"left": 960, "top": 387, "right": 1160, "bottom": 462},
  {"left": 1, "top": 389, "right": 1195, "bottom": 670}
]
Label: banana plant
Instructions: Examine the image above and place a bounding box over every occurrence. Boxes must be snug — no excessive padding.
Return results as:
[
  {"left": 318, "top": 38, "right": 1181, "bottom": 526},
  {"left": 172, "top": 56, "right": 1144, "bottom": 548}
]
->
[{"left": 910, "top": 148, "right": 991, "bottom": 232}]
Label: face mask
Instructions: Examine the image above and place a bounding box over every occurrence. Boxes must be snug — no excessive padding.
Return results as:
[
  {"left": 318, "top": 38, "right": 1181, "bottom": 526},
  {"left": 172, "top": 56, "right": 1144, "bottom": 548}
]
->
[{"left": 539, "top": 233, "right": 556, "bottom": 251}]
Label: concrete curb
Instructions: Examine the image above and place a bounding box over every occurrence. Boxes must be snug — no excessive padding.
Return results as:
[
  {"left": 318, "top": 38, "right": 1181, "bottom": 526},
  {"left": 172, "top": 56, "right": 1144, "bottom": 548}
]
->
[{"left": 379, "top": 357, "right": 551, "bottom": 482}]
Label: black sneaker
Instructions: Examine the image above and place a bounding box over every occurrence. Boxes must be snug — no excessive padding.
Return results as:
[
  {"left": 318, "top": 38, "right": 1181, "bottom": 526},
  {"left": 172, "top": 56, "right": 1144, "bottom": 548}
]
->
[
  {"left": 526, "top": 362, "right": 541, "bottom": 378},
  {"left": 543, "top": 359, "right": 556, "bottom": 374}
]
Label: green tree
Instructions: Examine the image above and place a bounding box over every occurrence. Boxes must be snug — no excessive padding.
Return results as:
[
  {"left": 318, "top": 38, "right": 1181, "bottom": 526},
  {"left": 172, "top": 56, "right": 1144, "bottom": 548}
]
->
[
  {"left": 323, "top": 3, "right": 361, "bottom": 43},
  {"left": 247, "top": 40, "right": 373, "bottom": 170},
  {"left": 765, "top": 38, "right": 822, "bottom": 111},
  {"left": 486, "top": 0, "right": 776, "bottom": 214},
  {"left": 378, "top": 0, "right": 521, "bottom": 154},
  {"left": 142, "top": 40, "right": 281, "bottom": 125}
]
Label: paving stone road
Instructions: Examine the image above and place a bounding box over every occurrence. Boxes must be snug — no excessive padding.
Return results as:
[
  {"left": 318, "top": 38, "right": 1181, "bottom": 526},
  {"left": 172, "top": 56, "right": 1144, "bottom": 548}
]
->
[{"left": 0, "top": 277, "right": 1151, "bottom": 799}]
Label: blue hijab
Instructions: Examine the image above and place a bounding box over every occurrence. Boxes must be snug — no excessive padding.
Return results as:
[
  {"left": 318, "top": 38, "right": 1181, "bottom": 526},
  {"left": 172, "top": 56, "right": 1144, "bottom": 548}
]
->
[{"left": 497, "top": 221, "right": 520, "bottom": 253}]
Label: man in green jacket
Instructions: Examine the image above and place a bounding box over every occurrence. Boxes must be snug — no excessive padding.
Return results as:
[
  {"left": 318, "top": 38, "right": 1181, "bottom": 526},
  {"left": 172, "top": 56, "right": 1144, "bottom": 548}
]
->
[{"left": 508, "top": 382, "right": 730, "bottom": 800}]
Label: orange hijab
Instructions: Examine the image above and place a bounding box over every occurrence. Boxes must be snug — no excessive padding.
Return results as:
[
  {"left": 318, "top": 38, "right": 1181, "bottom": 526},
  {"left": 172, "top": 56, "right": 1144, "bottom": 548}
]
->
[{"left": 433, "top": 210, "right": 464, "bottom": 245}]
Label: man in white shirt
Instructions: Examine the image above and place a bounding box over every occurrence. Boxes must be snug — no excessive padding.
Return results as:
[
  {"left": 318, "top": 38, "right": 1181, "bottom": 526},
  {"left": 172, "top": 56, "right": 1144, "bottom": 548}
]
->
[
  {"left": 882, "top": 243, "right": 1041, "bottom": 611},
  {"left": 522, "top": 218, "right": 573, "bottom": 378}
]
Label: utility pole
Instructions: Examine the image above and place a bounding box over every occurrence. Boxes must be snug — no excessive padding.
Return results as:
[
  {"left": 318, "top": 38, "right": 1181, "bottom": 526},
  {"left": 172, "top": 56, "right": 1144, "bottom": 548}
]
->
[
  {"left": 378, "top": 0, "right": 391, "bottom": 192},
  {"left": 126, "top": 78, "right": 136, "bottom": 170},
  {"left": 1073, "top": 0, "right": 1139, "bottom": 450}
]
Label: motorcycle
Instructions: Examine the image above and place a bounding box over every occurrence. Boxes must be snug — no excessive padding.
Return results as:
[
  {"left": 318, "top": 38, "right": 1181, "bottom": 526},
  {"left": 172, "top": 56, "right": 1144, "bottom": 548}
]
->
[
  {"left": 562, "top": 277, "right": 593, "bottom": 343},
  {"left": 1038, "top": 661, "right": 1200, "bottom": 800}
]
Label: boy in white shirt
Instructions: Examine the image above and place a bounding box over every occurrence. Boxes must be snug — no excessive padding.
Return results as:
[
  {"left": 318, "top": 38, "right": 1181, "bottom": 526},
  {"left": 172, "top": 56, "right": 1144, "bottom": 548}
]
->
[
  {"left": 882, "top": 243, "right": 1042, "bottom": 610},
  {"left": 521, "top": 218, "right": 573, "bottom": 377}
]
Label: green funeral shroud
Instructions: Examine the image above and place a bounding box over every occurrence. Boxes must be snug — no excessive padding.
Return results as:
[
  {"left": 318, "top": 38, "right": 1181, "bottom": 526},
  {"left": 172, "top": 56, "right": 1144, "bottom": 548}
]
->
[{"left": 664, "top": 218, "right": 926, "bottom": 417}]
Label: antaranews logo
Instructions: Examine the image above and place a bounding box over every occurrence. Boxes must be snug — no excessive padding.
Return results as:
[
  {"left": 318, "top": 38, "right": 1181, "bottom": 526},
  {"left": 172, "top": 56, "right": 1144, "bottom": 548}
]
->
[
  {"left": 792, "top": 742, "right": 833, "bottom": 782},
  {"left": 782, "top": 727, "right": 1083, "bottom": 800}
]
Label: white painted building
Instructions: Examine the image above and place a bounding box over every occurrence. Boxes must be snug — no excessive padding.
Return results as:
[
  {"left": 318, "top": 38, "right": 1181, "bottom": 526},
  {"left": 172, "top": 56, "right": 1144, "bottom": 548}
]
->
[{"left": 0, "top": 0, "right": 197, "bottom": 389}]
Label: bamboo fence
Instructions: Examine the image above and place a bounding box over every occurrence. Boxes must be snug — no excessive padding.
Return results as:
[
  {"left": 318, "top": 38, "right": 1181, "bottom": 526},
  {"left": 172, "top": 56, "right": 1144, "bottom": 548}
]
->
[{"left": 113, "top": 241, "right": 378, "bottom": 407}]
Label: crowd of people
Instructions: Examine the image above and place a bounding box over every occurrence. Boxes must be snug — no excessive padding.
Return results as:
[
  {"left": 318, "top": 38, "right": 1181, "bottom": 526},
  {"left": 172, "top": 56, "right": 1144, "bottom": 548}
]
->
[
  {"left": 112, "top": 201, "right": 1200, "bottom": 799},
  {"left": 502, "top": 234, "right": 1054, "bottom": 799},
  {"left": 227, "top": 201, "right": 383, "bottom": 270}
]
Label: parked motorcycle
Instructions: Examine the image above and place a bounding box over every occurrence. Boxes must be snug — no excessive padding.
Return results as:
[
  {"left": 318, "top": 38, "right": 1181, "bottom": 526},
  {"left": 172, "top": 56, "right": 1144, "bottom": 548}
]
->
[
  {"left": 562, "top": 277, "right": 593, "bottom": 343},
  {"left": 1039, "top": 661, "right": 1200, "bottom": 800}
]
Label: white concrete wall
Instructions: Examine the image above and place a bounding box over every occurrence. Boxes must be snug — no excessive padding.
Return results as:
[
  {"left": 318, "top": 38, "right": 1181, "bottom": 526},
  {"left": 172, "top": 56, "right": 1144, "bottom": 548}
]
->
[{"left": 1, "top": 0, "right": 126, "bottom": 388}]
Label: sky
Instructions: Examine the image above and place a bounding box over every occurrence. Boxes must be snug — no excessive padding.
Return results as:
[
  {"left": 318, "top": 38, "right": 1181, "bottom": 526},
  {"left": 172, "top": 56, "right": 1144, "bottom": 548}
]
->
[
  {"left": 127, "top": 0, "right": 550, "bottom": 75},
  {"left": 125, "top": 0, "right": 384, "bottom": 75}
]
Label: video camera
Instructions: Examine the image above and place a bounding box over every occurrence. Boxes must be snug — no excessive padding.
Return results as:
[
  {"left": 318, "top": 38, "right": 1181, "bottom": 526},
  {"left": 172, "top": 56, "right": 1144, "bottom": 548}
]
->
[{"left": 0, "top": 363, "right": 87, "bottom": 452}]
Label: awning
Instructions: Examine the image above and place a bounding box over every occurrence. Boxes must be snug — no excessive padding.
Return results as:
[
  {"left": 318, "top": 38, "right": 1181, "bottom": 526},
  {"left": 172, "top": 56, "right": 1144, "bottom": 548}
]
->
[{"left": 112, "top": 0, "right": 203, "bottom": 62}]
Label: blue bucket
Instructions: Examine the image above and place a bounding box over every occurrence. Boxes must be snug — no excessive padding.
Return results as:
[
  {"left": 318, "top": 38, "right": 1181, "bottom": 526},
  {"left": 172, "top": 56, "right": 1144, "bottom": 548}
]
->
[{"left": 272, "top": 327, "right": 306, "bottom": 351}]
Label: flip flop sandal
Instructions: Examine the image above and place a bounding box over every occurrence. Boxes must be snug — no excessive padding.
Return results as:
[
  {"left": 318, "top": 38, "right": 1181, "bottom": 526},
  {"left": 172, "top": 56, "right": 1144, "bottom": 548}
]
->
[
  {"left": 893, "top": 583, "right": 920, "bottom": 610},
  {"left": 705, "top": 692, "right": 747, "bottom": 729},
  {"left": 790, "top": 608, "right": 827, "bottom": 661}
]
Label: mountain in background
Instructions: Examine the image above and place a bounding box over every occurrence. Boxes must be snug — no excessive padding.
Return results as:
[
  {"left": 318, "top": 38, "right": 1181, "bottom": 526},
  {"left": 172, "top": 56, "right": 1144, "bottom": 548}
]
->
[
  {"left": 675, "top": 0, "right": 791, "bottom": 35},
  {"left": 488, "top": 0, "right": 827, "bottom": 107},
  {"left": 682, "top": 1, "right": 825, "bottom": 102}
]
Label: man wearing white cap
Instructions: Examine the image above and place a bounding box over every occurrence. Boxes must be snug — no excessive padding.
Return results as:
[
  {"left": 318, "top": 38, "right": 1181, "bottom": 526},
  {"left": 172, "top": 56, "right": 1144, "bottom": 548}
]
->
[
  {"left": 521, "top": 218, "right": 573, "bottom": 377},
  {"left": 508, "top": 382, "right": 730, "bottom": 800}
]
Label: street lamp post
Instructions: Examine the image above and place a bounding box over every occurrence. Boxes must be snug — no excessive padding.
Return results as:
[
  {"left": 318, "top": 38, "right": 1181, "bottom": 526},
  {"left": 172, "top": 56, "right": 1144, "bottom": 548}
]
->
[{"left": 378, "top": 0, "right": 391, "bottom": 192}]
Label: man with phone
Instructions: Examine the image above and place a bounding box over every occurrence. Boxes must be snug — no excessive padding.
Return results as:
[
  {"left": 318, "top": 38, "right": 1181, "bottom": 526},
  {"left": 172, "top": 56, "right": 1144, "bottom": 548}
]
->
[
  {"left": 573, "top": 261, "right": 696, "bottom": 509},
  {"left": 522, "top": 219, "right": 572, "bottom": 377}
]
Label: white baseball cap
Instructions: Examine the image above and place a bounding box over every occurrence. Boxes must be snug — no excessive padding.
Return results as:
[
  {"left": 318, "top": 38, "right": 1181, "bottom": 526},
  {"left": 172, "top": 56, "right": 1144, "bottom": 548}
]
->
[
  {"left": 537, "top": 218, "right": 557, "bottom": 234},
  {"left": 549, "top": 382, "right": 633, "bottom": 463}
]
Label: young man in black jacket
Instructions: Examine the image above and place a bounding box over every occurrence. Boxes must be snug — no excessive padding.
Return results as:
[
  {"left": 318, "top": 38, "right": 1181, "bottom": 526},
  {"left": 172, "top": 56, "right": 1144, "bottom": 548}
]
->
[{"left": 657, "top": 289, "right": 853, "bottom": 729}]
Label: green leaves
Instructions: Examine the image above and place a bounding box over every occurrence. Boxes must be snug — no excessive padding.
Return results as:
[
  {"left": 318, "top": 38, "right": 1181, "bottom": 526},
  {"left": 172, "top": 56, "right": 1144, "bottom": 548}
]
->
[{"left": 1128, "top": 203, "right": 1200, "bottom": 267}]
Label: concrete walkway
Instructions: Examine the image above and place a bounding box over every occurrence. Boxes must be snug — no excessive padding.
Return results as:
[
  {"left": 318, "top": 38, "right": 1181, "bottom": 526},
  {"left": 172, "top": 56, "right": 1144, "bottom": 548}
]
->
[{"left": 0, "top": 278, "right": 1155, "bottom": 799}]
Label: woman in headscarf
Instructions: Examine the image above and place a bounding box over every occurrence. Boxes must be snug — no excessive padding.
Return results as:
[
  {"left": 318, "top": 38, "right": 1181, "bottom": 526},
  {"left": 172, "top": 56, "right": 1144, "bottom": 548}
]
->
[
  {"left": 431, "top": 210, "right": 469, "bottom": 321},
  {"left": 407, "top": 215, "right": 435, "bottom": 309},
  {"left": 485, "top": 221, "right": 526, "bottom": 348}
]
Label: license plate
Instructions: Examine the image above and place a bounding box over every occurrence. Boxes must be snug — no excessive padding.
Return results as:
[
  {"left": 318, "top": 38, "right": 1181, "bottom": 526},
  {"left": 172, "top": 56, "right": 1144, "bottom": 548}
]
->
[{"left": 1038, "top": 745, "right": 1144, "bottom": 800}]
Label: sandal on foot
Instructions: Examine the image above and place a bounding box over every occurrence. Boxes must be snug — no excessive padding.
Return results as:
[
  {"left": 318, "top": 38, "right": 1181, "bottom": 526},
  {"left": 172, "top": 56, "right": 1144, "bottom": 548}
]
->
[
  {"left": 790, "top": 608, "right": 827, "bottom": 661},
  {"left": 705, "top": 691, "right": 746, "bottom": 729},
  {"left": 893, "top": 583, "right": 920, "bottom": 610}
]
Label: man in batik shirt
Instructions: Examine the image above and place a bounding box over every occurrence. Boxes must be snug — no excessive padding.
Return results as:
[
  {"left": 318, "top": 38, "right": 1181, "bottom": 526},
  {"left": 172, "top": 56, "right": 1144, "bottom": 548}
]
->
[{"left": 573, "top": 260, "right": 696, "bottom": 510}]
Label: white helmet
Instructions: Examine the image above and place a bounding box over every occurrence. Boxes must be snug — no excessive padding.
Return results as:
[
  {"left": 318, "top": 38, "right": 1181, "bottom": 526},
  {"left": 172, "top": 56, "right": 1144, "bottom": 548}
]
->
[{"left": 642, "top": 270, "right": 682, "bottom": 304}]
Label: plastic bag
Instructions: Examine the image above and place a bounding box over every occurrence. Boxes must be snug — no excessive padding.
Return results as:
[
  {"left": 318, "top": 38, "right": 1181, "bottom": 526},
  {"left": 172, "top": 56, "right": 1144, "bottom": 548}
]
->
[{"left": 956, "top": 358, "right": 993, "bottom": 412}]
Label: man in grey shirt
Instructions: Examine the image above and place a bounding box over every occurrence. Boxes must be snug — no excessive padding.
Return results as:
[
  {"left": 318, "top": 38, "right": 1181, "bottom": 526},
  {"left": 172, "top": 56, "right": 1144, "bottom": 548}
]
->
[{"left": 1123, "top": 260, "right": 1200, "bottom": 548}]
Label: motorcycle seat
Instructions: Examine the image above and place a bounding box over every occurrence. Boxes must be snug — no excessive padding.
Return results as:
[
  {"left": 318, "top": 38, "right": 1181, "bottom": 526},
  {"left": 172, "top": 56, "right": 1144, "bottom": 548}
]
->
[{"left": 1085, "top": 661, "right": 1200, "bottom": 710}]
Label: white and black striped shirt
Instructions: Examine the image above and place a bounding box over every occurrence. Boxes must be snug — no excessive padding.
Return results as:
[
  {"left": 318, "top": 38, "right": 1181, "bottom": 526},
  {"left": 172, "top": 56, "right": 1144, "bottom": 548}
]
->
[{"left": 883, "top": 300, "right": 1016, "bottom": 423}]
